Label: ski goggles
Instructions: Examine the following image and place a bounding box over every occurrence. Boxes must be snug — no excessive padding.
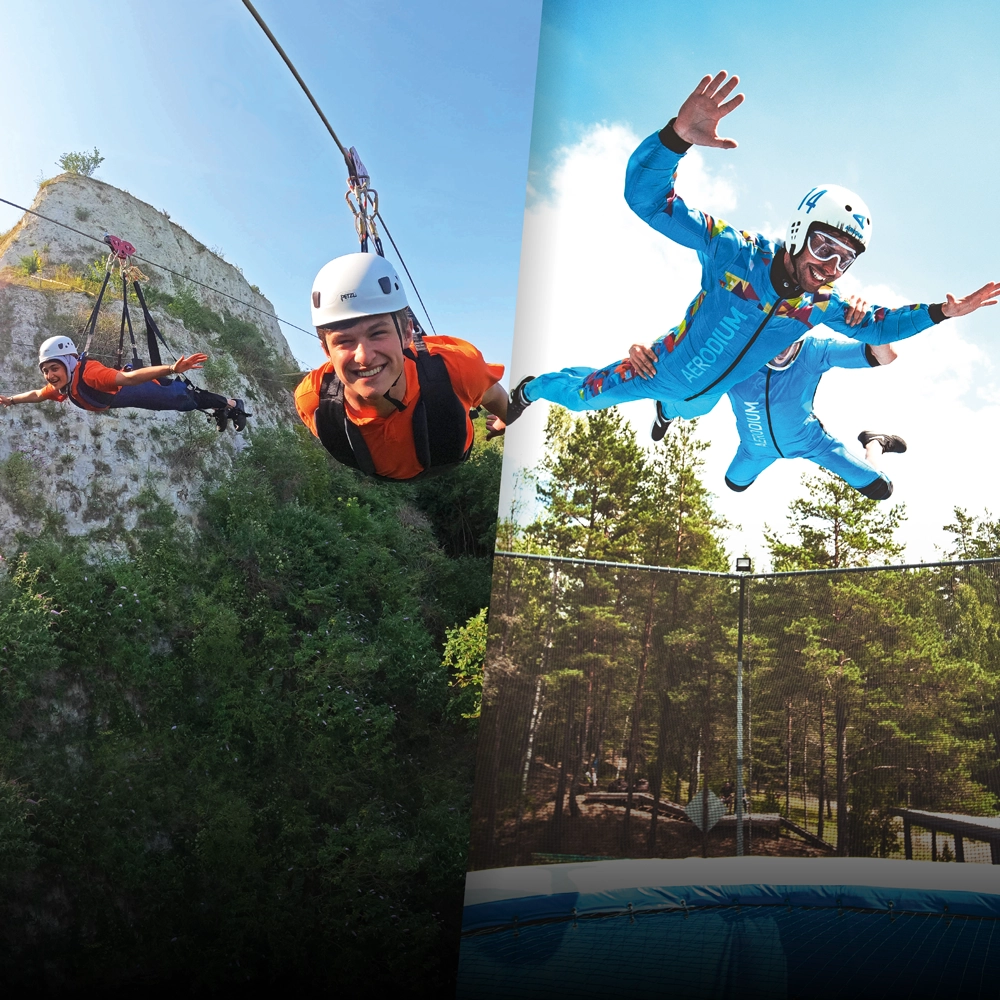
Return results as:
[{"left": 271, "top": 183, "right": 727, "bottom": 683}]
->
[
  {"left": 767, "top": 340, "right": 803, "bottom": 371},
  {"left": 807, "top": 229, "right": 859, "bottom": 273}
]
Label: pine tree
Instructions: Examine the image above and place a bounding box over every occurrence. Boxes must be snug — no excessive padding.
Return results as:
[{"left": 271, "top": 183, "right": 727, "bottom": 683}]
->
[{"left": 765, "top": 469, "right": 905, "bottom": 569}]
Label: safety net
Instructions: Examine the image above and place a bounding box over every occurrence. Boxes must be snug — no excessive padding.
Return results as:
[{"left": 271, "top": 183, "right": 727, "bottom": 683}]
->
[{"left": 468, "top": 554, "right": 1000, "bottom": 869}]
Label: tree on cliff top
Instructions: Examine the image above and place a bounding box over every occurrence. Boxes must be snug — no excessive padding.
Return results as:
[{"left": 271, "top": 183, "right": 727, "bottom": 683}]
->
[{"left": 56, "top": 147, "right": 103, "bottom": 177}]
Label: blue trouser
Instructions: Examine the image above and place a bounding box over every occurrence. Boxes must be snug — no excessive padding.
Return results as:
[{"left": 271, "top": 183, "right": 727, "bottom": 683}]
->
[
  {"left": 106, "top": 380, "right": 228, "bottom": 412},
  {"left": 525, "top": 358, "right": 718, "bottom": 421},
  {"left": 726, "top": 435, "right": 889, "bottom": 494}
]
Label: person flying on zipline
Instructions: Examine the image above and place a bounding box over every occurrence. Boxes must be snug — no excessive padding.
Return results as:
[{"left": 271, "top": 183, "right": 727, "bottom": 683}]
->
[
  {"left": 502, "top": 70, "right": 1000, "bottom": 429},
  {"left": 295, "top": 253, "right": 508, "bottom": 481},
  {"left": 0, "top": 335, "right": 248, "bottom": 430}
]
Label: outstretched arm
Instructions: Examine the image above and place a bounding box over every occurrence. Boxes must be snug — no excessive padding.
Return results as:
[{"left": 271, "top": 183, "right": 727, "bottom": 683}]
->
[
  {"left": 114, "top": 353, "right": 207, "bottom": 386},
  {"left": 940, "top": 281, "right": 1000, "bottom": 318},
  {"left": 0, "top": 388, "right": 50, "bottom": 406},
  {"left": 828, "top": 282, "right": 1000, "bottom": 345}
]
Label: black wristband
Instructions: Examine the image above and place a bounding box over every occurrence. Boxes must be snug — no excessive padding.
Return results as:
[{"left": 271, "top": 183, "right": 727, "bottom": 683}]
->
[
  {"left": 658, "top": 117, "right": 693, "bottom": 154},
  {"left": 864, "top": 344, "right": 880, "bottom": 367},
  {"left": 928, "top": 303, "right": 946, "bottom": 324}
]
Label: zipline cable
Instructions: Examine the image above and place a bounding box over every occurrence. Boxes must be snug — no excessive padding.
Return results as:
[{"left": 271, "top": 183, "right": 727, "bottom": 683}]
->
[
  {"left": 375, "top": 212, "right": 437, "bottom": 334},
  {"left": 0, "top": 195, "right": 313, "bottom": 338},
  {"left": 240, "top": 0, "right": 437, "bottom": 334},
  {"left": 239, "top": 0, "right": 355, "bottom": 180}
]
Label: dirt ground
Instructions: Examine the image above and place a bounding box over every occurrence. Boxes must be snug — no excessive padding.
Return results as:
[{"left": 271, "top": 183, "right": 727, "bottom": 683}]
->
[{"left": 494, "top": 796, "right": 830, "bottom": 866}]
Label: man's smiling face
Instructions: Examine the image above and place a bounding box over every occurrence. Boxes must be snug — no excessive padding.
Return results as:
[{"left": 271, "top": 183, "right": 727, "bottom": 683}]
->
[
  {"left": 320, "top": 312, "right": 412, "bottom": 405},
  {"left": 788, "top": 223, "right": 865, "bottom": 294}
]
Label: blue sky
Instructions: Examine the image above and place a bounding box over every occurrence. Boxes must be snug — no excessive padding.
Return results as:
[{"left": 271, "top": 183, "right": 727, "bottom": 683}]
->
[
  {"left": 0, "top": 0, "right": 541, "bottom": 370},
  {"left": 527, "top": 0, "right": 999, "bottom": 340},
  {"left": 502, "top": 0, "right": 1000, "bottom": 563}
]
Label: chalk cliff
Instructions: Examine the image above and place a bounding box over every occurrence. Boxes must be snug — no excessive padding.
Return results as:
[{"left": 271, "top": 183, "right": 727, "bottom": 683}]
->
[{"left": 0, "top": 172, "right": 301, "bottom": 544}]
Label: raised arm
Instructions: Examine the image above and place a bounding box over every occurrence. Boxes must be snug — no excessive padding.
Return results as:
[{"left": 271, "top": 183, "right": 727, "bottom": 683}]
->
[{"left": 624, "top": 72, "right": 746, "bottom": 258}]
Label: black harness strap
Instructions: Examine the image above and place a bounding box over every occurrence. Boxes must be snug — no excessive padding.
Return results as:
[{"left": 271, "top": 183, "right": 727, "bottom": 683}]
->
[
  {"left": 133, "top": 281, "right": 165, "bottom": 368},
  {"left": 81, "top": 269, "right": 113, "bottom": 355},
  {"left": 116, "top": 286, "right": 142, "bottom": 371},
  {"left": 314, "top": 334, "right": 471, "bottom": 481}
]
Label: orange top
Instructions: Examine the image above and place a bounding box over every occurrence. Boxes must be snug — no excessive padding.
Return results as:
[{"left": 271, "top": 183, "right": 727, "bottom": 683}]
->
[
  {"left": 295, "top": 336, "right": 504, "bottom": 480},
  {"left": 39, "top": 359, "right": 120, "bottom": 401}
]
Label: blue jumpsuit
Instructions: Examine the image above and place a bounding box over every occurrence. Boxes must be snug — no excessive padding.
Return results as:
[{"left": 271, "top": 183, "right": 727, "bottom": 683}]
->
[
  {"left": 724, "top": 337, "right": 890, "bottom": 496},
  {"left": 524, "top": 127, "right": 944, "bottom": 419}
]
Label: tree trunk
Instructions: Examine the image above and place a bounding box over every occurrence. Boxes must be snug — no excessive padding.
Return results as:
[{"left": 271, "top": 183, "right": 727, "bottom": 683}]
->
[
  {"left": 549, "top": 678, "right": 579, "bottom": 849},
  {"left": 647, "top": 695, "right": 671, "bottom": 856},
  {"left": 785, "top": 699, "right": 792, "bottom": 818},
  {"left": 836, "top": 692, "right": 848, "bottom": 856},
  {"left": 622, "top": 570, "right": 658, "bottom": 853},
  {"left": 802, "top": 697, "right": 809, "bottom": 832},
  {"left": 817, "top": 694, "right": 826, "bottom": 841}
]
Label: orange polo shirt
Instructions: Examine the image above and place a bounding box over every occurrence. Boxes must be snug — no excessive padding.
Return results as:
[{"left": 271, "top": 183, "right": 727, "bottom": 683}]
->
[
  {"left": 38, "top": 360, "right": 121, "bottom": 401},
  {"left": 295, "top": 336, "right": 504, "bottom": 480}
]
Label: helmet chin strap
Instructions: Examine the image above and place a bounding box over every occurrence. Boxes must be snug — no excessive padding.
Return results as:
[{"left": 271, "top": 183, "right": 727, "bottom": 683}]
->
[{"left": 382, "top": 312, "right": 408, "bottom": 412}]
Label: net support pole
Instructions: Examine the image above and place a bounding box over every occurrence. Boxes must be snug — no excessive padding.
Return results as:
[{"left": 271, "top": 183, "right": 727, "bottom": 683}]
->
[{"left": 735, "top": 574, "right": 747, "bottom": 857}]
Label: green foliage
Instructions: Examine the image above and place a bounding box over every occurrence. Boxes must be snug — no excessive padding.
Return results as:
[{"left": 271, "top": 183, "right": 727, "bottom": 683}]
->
[
  {"left": 74, "top": 206, "right": 91, "bottom": 222},
  {"left": 57, "top": 147, "right": 104, "bottom": 177},
  {"left": 201, "top": 354, "right": 241, "bottom": 397},
  {"left": 18, "top": 249, "right": 42, "bottom": 277},
  {"left": 0, "top": 452, "right": 39, "bottom": 517},
  {"left": 444, "top": 608, "right": 488, "bottom": 722},
  {"left": 146, "top": 287, "right": 285, "bottom": 403},
  {"left": 0, "top": 425, "right": 497, "bottom": 991},
  {"left": 766, "top": 469, "right": 905, "bottom": 569}
]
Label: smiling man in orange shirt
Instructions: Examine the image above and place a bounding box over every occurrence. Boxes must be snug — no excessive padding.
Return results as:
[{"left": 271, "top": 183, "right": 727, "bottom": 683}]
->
[{"left": 295, "top": 253, "right": 507, "bottom": 481}]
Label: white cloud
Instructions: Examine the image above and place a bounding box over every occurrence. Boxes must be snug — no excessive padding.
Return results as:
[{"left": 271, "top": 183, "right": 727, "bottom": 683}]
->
[{"left": 501, "top": 125, "right": 1000, "bottom": 565}]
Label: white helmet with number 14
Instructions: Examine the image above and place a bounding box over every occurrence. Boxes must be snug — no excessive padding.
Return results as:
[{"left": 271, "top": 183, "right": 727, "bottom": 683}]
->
[{"left": 786, "top": 184, "right": 872, "bottom": 256}]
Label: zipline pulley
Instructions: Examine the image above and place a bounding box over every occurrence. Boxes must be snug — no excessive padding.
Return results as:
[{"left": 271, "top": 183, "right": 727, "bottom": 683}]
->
[
  {"left": 80, "top": 233, "right": 183, "bottom": 380},
  {"left": 345, "top": 147, "right": 384, "bottom": 256}
]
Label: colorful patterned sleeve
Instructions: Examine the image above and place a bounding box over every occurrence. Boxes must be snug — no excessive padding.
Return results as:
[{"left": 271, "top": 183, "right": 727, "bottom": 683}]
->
[
  {"left": 821, "top": 289, "right": 938, "bottom": 345},
  {"left": 624, "top": 130, "right": 746, "bottom": 268}
]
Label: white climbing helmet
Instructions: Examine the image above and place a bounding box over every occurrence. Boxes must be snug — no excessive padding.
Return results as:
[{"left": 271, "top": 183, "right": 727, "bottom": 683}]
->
[
  {"left": 785, "top": 184, "right": 872, "bottom": 256},
  {"left": 310, "top": 252, "right": 407, "bottom": 328},
  {"left": 38, "top": 335, "right": 79, "bottom": 367}
]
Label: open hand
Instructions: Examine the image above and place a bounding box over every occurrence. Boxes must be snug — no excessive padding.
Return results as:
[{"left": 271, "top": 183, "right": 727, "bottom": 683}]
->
[
  {"left": 844, "top": 295, "right": 869, "bottom": 327},
  {"left": 485, "top": 414, "right": 506, "bottom": 440},
  {"left": 674, "top": 71, "right": 745, "bottom": 149},
  {"left": 941, "top": 281, "right": 1000, "bottom": 319},
  {"left": 629, "top": 343, "right": 658, "bottom": 379},
  {"left": 0, "top": 396, "right": 11, "bottom": 407},
  {"left": 172, "top": 353, "right": 208, "bottom": 373}
]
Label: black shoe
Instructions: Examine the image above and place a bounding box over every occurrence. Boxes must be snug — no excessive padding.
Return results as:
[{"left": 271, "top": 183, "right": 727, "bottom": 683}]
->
[
  {"left": 505, "top": 376, "right": 535, "bottom": 426},
  {"left": 858, "top": 430, "right": 906, "bottom": 454},
  {"left": 651, "top": 401, "right": 673, "bottom": 442},
  {"left": 228, "top": 399, "right": 250, "bottom": 433},
  {"left": 212, "top": 407, "right": 229, "bottom": 432}
]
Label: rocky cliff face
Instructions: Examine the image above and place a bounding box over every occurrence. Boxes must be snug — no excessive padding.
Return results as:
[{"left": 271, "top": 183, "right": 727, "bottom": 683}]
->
[{"left": 0, "top": 173, "right": 302, "bottom": 545}]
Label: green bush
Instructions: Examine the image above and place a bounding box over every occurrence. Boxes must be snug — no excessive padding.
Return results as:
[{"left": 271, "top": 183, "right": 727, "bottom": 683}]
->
[
  {"left": 0, "top": 452, "right": 39, "bottom": 517},
  {"left": 18, "top": 250, "right": 42, "bottom": 277},
  {"left": 0, "top": 425, "right": 497, "bottom": 992},
  {"left": 57, "top": 147, "right": 104, "bottom": 177}
]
